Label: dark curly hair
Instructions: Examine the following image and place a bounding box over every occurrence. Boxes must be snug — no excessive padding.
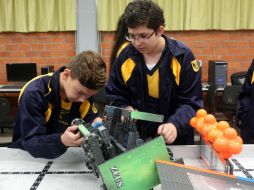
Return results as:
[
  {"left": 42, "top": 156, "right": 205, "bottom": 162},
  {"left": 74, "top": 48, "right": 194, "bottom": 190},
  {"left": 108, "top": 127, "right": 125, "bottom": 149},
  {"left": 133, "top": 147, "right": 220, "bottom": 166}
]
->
[{"left": 124, "top": 0, "right": 165, "bottom": 30}]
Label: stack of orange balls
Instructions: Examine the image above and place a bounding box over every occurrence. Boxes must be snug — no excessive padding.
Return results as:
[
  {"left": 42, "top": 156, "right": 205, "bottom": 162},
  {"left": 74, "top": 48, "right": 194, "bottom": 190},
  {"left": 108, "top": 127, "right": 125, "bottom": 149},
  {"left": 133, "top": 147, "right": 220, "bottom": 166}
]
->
[{"left": 190, "top": 109, "right": 243, "bottom": 159}]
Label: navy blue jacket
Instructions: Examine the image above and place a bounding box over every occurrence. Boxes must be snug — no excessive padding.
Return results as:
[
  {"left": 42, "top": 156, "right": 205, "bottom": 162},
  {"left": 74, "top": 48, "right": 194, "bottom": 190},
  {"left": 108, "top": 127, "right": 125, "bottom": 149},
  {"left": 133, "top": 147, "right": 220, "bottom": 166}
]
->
[
  {"left": 9, "top": 67, "right": 98, "bottom": 158},
  {"left": 106, "top": 36, "right": 203, "bottom": 145},
  {"left": 238, "top": 59, "right": 254, "bottom": 143}
]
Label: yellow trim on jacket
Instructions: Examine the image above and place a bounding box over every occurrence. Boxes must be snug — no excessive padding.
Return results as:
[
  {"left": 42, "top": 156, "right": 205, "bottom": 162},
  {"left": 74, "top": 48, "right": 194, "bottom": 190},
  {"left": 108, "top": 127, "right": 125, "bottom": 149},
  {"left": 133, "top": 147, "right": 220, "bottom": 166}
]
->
[
  {"left": 147, "top": 70, "right": 159, "bottom": 98},
  {"left": 18, "top": 73, "right": 53, "bottom": 102},
  {"left": 121, "top": 58, "right": 136, "bottom": 84},
  {"left": 171, "top": 57, "right": 181, "bottom": 86},
  {"left": 251, "top": 71, "right": 254, "bottom": 84},
  {"left": 116, "top": 42, "right": 129, "bottom": 57}
]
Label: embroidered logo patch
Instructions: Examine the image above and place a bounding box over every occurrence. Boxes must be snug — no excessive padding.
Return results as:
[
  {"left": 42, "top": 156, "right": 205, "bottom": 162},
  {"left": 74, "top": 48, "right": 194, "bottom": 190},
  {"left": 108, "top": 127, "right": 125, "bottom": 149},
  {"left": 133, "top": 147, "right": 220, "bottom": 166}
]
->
[{"left": 191, "top": 60, "right": 200, "bottom": 72}]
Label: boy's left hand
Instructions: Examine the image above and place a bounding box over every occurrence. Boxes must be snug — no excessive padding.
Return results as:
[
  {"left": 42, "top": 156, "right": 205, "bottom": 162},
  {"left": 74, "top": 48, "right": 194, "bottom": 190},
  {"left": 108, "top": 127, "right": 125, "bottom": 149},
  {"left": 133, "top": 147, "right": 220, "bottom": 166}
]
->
[{"left": 157, "top": 123, "right": 177, "bottom": 144}]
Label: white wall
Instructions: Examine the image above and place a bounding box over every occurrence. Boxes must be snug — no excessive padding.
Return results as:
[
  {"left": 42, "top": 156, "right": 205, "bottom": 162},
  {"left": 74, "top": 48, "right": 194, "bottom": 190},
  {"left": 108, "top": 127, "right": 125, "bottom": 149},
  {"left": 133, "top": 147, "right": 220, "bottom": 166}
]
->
[{"left": 76, "top": 0, "right": 98, "bottom": 53}]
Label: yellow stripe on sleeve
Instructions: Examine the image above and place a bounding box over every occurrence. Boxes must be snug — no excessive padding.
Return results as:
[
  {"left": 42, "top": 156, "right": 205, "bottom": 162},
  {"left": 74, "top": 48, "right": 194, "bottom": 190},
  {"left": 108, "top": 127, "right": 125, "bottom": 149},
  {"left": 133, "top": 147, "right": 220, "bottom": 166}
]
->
[
  {"left": 251, "top": 71, "right": 254, "bottom": 84},
  {"left": 171, "top": 57, "right": 181, "bottom": 86},
  {"left": 18, "top": 73, "right": 53, "bottom": 102},
  {"left": 45, "top": 103, "right": 53, "bottom": 122},
  {"left": 121, "top": 58, "right": 136, "bottom": 84},
  {"left": 116, "top": 42, "right": 129, "bottom": 57}
]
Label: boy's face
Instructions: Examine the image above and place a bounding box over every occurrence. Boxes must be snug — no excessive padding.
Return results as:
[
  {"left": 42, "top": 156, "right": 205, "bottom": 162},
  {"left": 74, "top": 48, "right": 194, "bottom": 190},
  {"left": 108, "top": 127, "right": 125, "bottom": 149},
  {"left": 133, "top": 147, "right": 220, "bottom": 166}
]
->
[
  {"left": 127, "top": 25, "right": 163, "bottom": 54},
  {"left": 60, "top": 69, "right": 98, "bottom": 103}
]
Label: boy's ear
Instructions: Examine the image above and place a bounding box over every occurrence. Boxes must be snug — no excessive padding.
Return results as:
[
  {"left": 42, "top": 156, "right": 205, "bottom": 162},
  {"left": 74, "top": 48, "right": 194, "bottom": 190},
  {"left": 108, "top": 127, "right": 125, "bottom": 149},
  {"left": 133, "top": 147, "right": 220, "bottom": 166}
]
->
[
  {"left": 62, "top": 69, "right": 71, "bottom": 79},
  {"left": 157, "top": 26, "right": 165, "bottom": 36}
]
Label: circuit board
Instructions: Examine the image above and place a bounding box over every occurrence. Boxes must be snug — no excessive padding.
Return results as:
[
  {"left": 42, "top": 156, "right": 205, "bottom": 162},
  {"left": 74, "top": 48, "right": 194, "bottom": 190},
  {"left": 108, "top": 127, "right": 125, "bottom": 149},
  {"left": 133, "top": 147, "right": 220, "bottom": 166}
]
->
[{"left": 98, "top": 136, "right": 170, "bottom": 190}]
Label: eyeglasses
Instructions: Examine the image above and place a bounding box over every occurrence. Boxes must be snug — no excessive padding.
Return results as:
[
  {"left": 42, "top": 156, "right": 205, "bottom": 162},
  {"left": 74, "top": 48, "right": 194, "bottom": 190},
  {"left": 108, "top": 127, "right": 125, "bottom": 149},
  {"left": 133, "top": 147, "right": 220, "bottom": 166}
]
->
[{"left": 125, "top": 31, "right": 155, "bottom": 42}]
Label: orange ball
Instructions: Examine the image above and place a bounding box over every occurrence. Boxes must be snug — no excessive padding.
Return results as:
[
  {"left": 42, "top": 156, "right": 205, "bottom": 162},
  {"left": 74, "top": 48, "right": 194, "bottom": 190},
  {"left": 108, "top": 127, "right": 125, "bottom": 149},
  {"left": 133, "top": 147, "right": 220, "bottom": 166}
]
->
[
  {"left": 202, "top": 124, "right": 216, "bottom": 137},
  {"left": 223, "top": 127, "right": 238, "bottom": 140},
  {"left": 235, "top": 136, "right": 243, "bottom": 144},
  {"left": 196, "top": 109, "right": 207, "bottom": 118},
  {"left": 196, "top": 118, "right": 205, "bottom": 133},
  {"left": 204, "top": 114, "right": 216, "bottom": 124},
  {"left": 217, "top": 121, "right": 230, "bottom": 131},
  {"left": 228, "top": 140, "right": 243, "bottom": 154},
  {"left": 207, "top": 128, "right": 222, "bottom": 143},
  {"left": 190, "top": 117, "right": 197, "bottom": 128},
  {"left": 213, "top": 136, "right": 229, "bottom": 153},
  {"left": 220, "top": 151, "right": 232, "bottom": 160}
]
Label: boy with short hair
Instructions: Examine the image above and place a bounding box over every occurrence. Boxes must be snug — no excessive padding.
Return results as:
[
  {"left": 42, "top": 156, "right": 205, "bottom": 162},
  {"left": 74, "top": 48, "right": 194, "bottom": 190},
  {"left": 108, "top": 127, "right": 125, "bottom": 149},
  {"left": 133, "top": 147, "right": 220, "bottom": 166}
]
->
[{"left": 10, "top": 50, "right": 107, "bottom": 158}]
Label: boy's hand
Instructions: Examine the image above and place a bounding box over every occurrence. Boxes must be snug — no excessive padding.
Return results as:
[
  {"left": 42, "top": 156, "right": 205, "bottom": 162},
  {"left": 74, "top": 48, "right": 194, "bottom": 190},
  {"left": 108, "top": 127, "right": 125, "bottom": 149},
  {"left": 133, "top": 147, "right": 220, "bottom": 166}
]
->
[
  {"left": 157, "top": 123, "right": 177, "bottom": 144},
  {"left": 61, "top": 125, "right": 84, "bottom": 147}
]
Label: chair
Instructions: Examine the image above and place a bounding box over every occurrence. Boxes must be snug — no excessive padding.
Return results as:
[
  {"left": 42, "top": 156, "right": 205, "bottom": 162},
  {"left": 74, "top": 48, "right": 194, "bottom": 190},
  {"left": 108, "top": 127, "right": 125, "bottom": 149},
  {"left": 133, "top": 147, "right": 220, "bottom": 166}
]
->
[
  {"left": 207, "top": 85, "right": 242, "bottom": 123},
  {"left": 0, "top": 97, "right": 15, "bottom": 133},
  {"left": 230, "top": 72, "right": 247, "bottom": 86},
  {"left": 207, "top": 84, "right": 218, "bottom": 114},
  {"left": 221, "top": 85, "right": 242, "bottom": 113}
]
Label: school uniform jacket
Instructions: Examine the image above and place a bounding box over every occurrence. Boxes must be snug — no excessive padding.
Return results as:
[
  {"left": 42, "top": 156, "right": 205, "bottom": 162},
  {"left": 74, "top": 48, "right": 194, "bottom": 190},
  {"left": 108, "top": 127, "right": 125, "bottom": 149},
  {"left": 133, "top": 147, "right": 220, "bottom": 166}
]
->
[
  {"left": 9, "top": 67, "right": 98, "bottom": 158},
  {"left": 106, "top": 36, "right": 203, "bottom": 144},
  {"left": 238, "top": 59, "right": 254, "bottom": 143}
]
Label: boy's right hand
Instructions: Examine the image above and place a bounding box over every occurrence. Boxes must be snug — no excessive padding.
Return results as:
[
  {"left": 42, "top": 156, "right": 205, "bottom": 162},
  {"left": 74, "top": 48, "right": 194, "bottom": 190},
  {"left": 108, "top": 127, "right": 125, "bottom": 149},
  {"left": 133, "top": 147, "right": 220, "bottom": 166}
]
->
[{"left": 61, "top": 125, "right": 84, "bottom": 147}]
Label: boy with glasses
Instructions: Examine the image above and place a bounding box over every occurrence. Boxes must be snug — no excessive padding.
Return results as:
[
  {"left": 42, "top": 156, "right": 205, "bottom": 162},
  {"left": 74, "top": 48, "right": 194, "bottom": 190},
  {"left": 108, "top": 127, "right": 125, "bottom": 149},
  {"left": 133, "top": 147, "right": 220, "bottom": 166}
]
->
[{"left": 106, "top": 0, "right": 203, "bottom": 145}]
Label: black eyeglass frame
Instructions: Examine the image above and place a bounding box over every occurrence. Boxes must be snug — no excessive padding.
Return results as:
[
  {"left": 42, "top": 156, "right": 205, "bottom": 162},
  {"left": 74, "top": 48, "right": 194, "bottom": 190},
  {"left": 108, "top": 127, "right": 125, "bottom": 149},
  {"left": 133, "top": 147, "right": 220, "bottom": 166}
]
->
[{"left": 125, "top": 31, "right": 155, "bottom": 42}]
